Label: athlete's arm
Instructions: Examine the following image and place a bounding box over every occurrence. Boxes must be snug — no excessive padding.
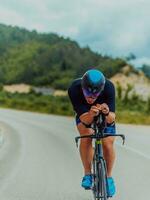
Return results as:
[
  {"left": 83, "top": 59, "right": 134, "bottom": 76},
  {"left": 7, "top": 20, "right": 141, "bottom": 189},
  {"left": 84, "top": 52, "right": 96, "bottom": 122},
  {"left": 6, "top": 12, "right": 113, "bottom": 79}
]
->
[
  {"left": 105, "top": 112, "right": 116, "bottom": 124},
  {"left": 80, "top": 105, "right": 100, "bottom": 125},
  {"left": 96, "top": 103, "right": 116, "bottom": 124}
]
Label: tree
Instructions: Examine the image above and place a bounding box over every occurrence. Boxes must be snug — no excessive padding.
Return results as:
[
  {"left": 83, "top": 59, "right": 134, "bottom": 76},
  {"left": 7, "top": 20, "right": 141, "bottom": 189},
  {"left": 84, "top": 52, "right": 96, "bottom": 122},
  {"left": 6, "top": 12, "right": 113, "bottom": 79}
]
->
[
  {"left": 123, "top": 84, "right": 133, "bottom": 103},
  {"left": 141, "top": 64, "right": 150, "bottom": 78},
  {"left": 146, "top": 97, "right": 150, "bottom": 113},
  {"left": 116, "top": 82, "right": 123, "bottom": 99},
  {"left": 125, "top": 53, "right": 136, "bottom": 61}
]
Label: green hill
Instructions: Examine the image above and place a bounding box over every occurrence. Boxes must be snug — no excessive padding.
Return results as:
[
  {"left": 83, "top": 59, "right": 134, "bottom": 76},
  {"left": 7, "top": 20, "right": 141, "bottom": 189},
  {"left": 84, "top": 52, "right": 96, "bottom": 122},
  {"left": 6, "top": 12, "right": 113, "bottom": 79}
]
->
[{"left": 0, "top": 23, "right": 127, "bottom": 89}]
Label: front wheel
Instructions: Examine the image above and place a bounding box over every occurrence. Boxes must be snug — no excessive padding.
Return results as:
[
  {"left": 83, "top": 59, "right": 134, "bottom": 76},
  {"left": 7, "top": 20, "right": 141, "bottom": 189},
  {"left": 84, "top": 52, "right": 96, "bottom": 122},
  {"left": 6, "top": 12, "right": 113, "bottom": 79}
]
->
[{"left": 92, "top": 157, "right": 108, "bottom": 200}]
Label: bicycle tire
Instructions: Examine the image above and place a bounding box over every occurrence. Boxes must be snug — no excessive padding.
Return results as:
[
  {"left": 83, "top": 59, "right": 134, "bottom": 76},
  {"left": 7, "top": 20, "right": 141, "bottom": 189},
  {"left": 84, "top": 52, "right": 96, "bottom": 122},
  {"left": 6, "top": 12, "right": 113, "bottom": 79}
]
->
[
  {"left": 92, "top": 152, "right": 97, "bottom": 200},
  {"left": 98, "top": 159, "right": 108, "bottom": 200},
  {"left": 92, "top": 156, "right": 108, "bottom": 200}
]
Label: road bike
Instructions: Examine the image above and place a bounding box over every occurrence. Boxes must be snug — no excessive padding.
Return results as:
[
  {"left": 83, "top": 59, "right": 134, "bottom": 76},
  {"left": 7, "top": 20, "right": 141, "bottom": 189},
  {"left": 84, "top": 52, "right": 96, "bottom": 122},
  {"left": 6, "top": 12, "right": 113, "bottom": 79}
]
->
[{"left": 75, "top": 114, "right": 125, "bottom": 200}]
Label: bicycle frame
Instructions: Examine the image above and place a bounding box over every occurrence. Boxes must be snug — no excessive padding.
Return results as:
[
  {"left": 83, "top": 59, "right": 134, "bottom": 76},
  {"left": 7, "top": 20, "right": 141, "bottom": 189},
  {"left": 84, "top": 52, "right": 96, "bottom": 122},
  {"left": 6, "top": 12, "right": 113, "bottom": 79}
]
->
[{"left": 75, "top": 114, "right": 125, "bottom": 200}]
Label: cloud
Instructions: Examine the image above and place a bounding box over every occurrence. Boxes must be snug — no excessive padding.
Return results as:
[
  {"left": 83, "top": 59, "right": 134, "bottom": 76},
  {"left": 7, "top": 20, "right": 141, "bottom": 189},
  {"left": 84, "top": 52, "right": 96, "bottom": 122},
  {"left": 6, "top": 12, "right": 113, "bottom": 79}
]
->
[
  {"left": 73, "top": 0, "right": 150, "bottom": 57},
  {"left": 130, "top": 57, "right": 150, "bottom": 68},
  {"left": 0, "top": 0, "right": 150, "bottom": 66},
  {"left": 0, "top": 5, "right": 25, "bottom": 25}
]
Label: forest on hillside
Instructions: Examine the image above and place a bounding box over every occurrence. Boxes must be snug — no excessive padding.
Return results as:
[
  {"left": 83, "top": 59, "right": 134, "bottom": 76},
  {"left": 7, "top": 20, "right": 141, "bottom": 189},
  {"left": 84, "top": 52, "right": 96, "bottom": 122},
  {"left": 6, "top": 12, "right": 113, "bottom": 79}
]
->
[
  {"left": 0, "top": 23, "right": 128, "bottom": 89},
  {"left": 0, "top": 24, "right": 149, "bottom": 124}
]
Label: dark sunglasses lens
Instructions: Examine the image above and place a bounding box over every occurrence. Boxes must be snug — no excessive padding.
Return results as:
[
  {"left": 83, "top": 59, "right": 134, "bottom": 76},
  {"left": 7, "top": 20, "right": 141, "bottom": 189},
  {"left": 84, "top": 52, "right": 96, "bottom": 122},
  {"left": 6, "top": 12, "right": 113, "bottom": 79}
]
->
[{"left": 83, "top": 89, "right": 100, "bottom": 98}]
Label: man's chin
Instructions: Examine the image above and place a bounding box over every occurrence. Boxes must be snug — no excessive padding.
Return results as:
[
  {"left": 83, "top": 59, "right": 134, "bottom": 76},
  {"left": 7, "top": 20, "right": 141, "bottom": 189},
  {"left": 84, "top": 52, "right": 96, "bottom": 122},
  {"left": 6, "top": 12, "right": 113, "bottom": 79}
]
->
[{"left": 86, "top": 98, "right": 96, "bottom": 104}]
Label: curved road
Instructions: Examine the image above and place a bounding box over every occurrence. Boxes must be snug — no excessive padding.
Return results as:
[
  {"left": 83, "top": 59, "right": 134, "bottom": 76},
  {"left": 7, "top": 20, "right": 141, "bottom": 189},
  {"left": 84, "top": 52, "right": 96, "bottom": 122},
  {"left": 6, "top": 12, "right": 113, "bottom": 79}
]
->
[{"left": 0, "top": 108, "right": 150, "bottom": 200}]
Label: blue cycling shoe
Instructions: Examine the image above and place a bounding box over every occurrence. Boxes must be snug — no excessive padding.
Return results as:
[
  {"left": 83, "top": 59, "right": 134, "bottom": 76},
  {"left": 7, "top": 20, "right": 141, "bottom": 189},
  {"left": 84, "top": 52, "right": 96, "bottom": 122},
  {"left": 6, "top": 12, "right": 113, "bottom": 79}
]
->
[
  {"left": 107, "top": 177, "right": 116, "bottom": 197},
  {"left": 81, "top": 174, "right": 93, "bottom": 189}
]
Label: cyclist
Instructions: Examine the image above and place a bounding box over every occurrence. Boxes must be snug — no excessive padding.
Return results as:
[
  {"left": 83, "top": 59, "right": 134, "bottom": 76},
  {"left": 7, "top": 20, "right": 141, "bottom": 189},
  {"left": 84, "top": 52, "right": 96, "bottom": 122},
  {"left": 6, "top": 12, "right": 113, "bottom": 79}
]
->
[{"left": 68, "top": 68, "right": 116, "bottom": 197}]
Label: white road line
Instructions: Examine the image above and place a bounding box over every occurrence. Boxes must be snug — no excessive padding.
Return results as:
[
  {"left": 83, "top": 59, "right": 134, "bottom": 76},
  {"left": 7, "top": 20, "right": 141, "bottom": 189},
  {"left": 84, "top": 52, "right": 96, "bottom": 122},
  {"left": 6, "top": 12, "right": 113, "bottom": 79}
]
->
[{"left": 116, "top": 142, "right": 150, "bottom": 160}]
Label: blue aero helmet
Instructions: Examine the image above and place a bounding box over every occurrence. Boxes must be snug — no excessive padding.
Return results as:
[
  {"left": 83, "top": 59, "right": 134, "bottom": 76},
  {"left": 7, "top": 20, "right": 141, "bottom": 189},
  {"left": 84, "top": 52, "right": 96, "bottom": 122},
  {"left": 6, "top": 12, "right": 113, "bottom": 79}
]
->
[{"left": 81, "top": 69, "right": 105, "bottom": 98}]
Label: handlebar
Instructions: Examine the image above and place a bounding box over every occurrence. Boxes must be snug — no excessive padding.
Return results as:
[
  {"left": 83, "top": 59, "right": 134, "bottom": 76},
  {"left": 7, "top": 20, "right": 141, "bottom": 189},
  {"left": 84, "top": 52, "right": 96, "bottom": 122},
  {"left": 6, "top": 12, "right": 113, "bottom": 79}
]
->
[{"left": 75, "top": 134, "right": 125, "bottom": 148}]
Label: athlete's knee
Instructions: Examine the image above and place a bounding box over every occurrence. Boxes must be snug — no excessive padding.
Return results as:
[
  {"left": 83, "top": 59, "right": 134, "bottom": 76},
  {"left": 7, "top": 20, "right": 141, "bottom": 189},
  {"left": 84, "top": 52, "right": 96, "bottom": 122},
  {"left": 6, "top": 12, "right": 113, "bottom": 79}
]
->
[
  {"left": 102, "top": 137, "right": 115, "bottom": 151},
  {"left": 77, "top": 123, "right": 94, "bottom": 144},
  {"left": 77, "top": 123, "right": 94, "bottom": 135}
]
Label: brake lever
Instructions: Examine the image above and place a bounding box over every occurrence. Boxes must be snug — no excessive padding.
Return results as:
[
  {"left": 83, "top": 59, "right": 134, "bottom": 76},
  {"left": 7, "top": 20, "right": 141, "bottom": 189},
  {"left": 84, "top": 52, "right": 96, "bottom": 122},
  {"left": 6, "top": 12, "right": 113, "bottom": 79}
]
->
[
  {"left": 118, "top": 134, "right": 125, "bottom": 145},
  {"left": 121, "top": 135, "right": 125, "bottom": 145},
  {"left": 75, "top": 137, "right": 79, "bottom": 148}
]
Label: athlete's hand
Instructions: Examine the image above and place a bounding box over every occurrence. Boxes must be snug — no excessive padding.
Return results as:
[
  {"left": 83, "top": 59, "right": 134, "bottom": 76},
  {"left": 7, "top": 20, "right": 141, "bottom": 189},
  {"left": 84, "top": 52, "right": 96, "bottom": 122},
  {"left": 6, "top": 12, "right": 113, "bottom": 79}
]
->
[
  {"left": 100, "top": 103, "right": 109, "bottom": 115},
  {"left": 95, "top": 104, "right": 102, "bottom": 111},
  {"left": 89, "top": 105, "right": 100, "bottom": 117}
]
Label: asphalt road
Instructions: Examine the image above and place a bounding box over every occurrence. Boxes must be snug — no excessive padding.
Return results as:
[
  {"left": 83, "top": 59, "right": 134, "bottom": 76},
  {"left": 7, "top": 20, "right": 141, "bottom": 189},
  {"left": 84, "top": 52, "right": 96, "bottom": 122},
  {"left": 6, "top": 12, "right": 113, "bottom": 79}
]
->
[{"left": 0, "top": 108, "right": 150, "bottom": 200}]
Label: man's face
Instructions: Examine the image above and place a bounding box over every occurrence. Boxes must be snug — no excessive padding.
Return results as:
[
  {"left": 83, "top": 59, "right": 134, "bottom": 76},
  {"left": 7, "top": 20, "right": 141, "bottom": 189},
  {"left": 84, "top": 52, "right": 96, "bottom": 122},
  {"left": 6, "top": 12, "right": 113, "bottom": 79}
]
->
[{"left": 85, "top": 96, "right": 97, "bottom": 104}]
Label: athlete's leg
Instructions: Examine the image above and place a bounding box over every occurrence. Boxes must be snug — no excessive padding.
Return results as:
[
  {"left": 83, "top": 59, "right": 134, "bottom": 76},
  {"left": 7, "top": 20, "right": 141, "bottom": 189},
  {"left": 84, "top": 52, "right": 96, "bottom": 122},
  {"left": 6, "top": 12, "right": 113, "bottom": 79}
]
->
[
  {"left": 102, "top": 136, "right": 116, "bottom": 177},
  {"left": 77, "top": 122, "right": 94, "bottom": 175}
]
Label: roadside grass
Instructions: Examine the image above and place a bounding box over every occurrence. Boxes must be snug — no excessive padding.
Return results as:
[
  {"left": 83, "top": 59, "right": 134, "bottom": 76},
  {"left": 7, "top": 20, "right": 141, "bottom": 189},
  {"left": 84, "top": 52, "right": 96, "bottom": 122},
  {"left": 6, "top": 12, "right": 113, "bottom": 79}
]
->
[
  {"left": 116, "top": 111, "right": 150, "bottom": 125},
  {"left": 0, "top": 91, "right": 149, "bottom": 125},
  {"left": 0, "top": 91, "right": 74, "bottom": 116}
]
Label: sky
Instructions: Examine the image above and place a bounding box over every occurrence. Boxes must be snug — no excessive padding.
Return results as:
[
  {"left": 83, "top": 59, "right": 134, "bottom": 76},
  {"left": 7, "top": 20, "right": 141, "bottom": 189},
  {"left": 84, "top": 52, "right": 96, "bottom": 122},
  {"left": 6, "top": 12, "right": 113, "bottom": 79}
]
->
[{"left": 0, "top": 0, "right": 150, "bottom": 67}]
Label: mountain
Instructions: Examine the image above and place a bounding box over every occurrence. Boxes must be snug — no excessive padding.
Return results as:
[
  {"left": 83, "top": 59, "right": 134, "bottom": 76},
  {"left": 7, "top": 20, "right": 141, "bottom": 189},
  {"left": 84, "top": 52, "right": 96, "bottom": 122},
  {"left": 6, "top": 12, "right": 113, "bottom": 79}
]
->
[{"left": 0, "top": 23, "right": 128, "bottom": 89}]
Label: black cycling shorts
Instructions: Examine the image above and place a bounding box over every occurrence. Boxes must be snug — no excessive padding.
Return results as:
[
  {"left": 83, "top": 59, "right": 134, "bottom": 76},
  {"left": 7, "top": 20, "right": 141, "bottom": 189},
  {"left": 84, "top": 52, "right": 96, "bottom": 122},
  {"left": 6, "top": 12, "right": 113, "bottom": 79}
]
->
[{"left": 75, "top": 116, "right": 116, "bottom": 134}]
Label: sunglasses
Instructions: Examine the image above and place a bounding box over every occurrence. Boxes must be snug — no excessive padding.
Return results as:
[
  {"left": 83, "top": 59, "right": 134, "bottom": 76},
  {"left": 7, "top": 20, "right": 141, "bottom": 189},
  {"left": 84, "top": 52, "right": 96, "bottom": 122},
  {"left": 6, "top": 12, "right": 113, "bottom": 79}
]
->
[{"left": 82, "top": 88, "right": 100, "bottom": 99}]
